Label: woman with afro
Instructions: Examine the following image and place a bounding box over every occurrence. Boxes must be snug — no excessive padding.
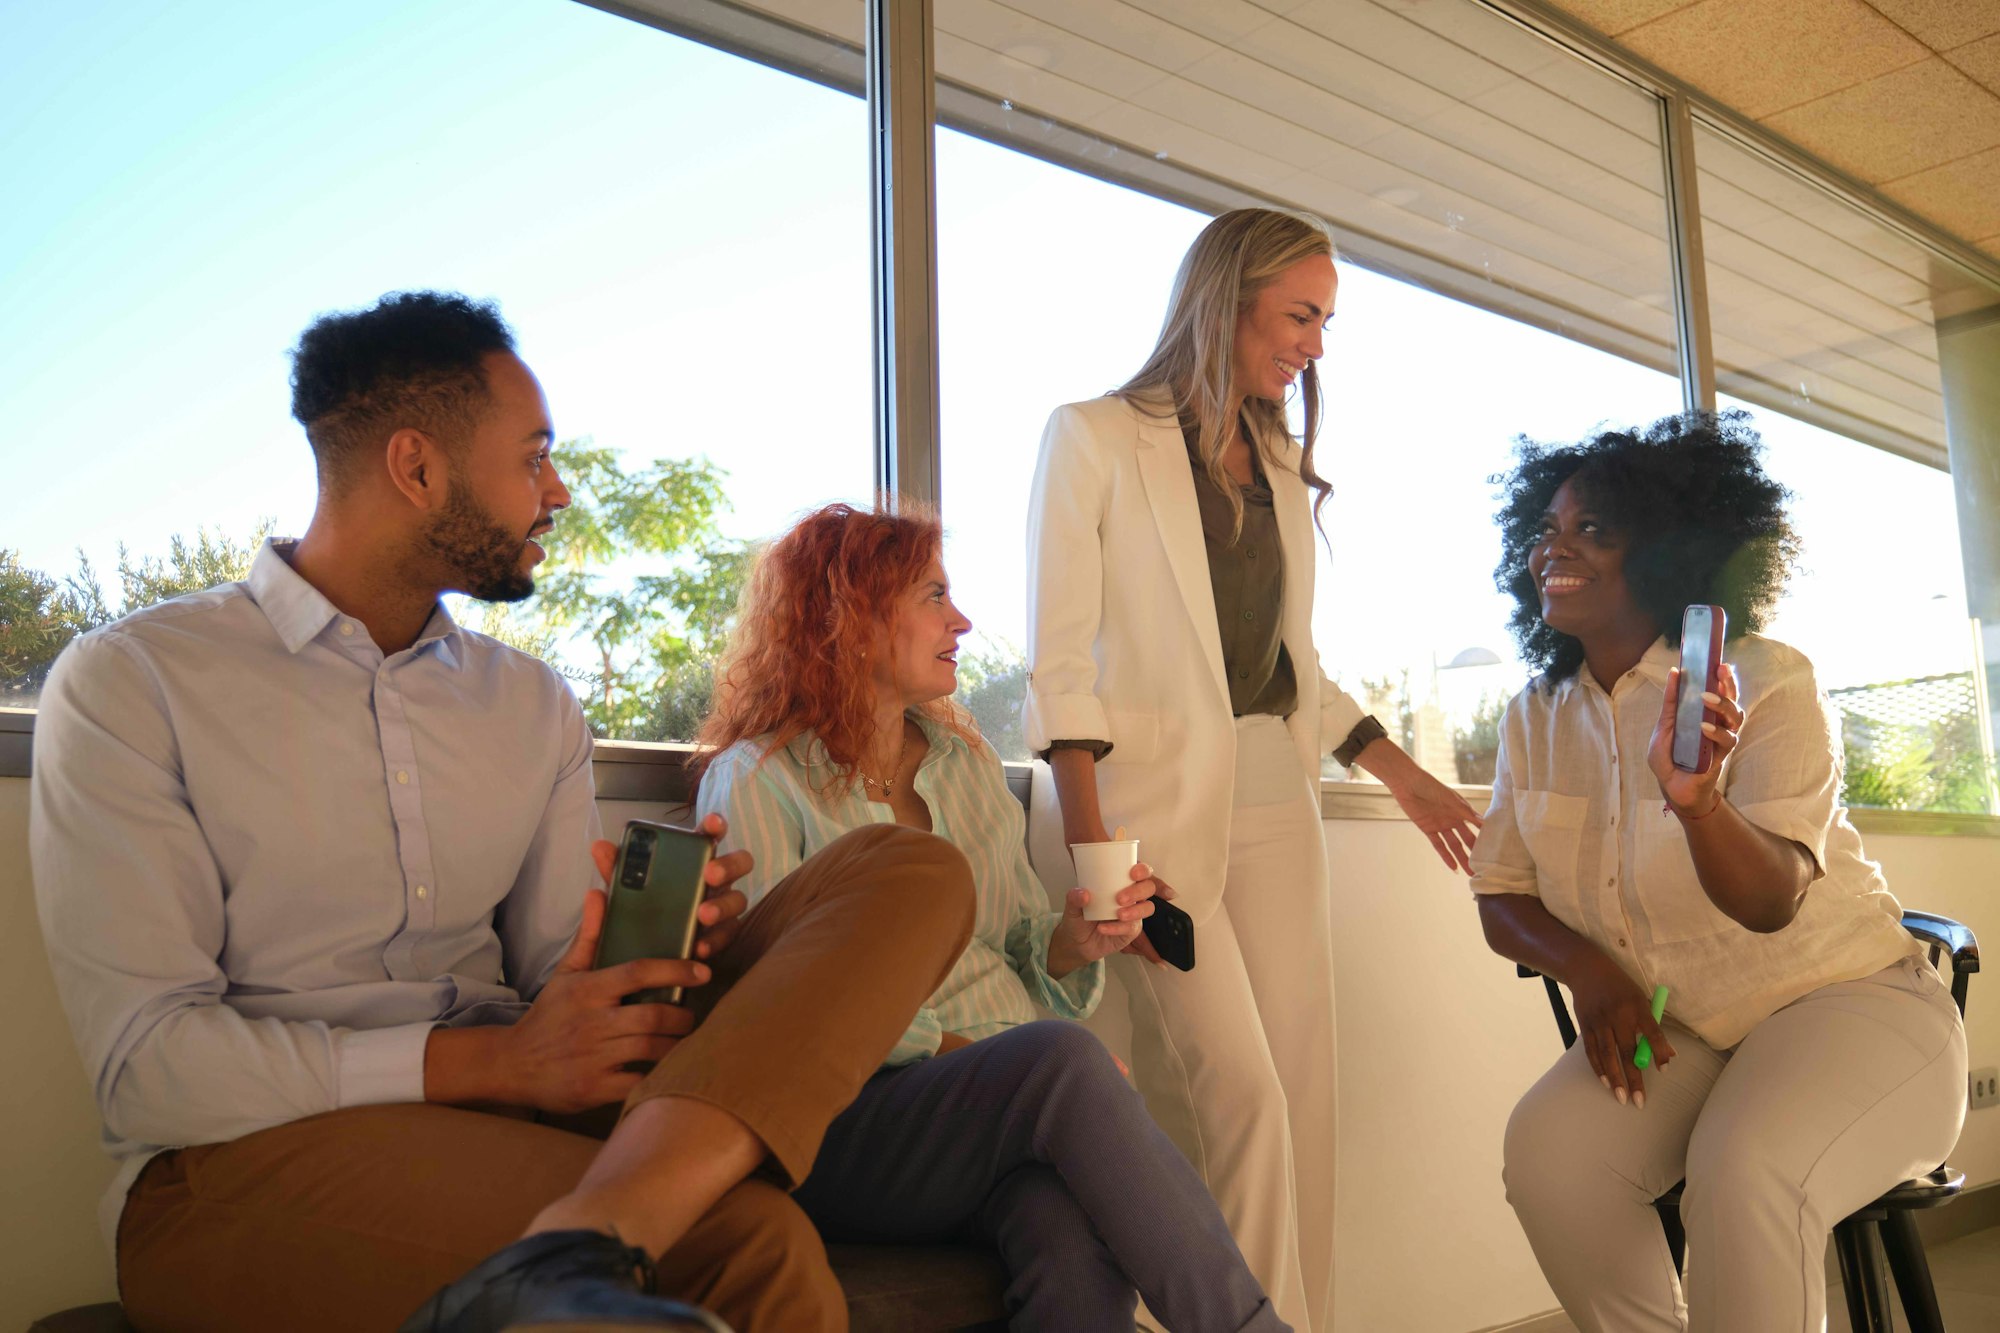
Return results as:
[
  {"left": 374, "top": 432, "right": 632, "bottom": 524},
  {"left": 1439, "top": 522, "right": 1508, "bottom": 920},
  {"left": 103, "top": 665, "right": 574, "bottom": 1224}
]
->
[{"left": 1470, "top": 411, "right": 1966, "bottom": 1332}]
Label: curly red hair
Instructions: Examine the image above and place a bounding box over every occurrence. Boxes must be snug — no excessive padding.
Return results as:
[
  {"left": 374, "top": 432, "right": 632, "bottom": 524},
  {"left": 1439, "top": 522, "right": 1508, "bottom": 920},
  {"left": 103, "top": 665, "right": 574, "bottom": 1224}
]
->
[{"left": 693, "top": 502, "right": 975, "bottom": 794}]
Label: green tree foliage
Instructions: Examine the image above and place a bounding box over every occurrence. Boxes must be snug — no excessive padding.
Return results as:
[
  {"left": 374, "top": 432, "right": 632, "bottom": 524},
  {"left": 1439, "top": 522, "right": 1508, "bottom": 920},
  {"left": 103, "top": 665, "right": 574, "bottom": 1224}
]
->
[
  {"left": 954, "top": 640, "right": 1031, "bottom": 761},
  {"left": 108, "top": 525, "right": 273, "bottom": 613},
  {"left": 1840, "top": 707, "right": 1997, "bottom": 814},
  {"left": 478, "top": 440, "right": 751, "bottom": 739},
  {"left": 1452, "top": 691, "right": 1508, "bottom": 786},
  {"left": 2, "top": 526, "right": 272, "bottom": 704},
  {"left": 1, "top": 551, "right": 95, "bottom": 703}
]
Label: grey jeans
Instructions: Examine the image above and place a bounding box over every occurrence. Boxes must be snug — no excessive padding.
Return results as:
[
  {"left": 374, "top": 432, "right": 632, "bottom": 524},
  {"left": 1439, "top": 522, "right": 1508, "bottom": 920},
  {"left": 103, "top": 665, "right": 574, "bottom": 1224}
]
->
[
  {"left": 792, "top": 1019, "right": 1291, "bottom": 1333},
  {"left": 1503, "top": 957, "right": 1967, "bottom": 1332}
]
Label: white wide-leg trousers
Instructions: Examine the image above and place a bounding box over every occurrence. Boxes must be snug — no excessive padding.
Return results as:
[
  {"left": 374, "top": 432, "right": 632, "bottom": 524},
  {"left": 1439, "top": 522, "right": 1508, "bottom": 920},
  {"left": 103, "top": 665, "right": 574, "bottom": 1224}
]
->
[{"left": 1116, "top": 713, "right": 1336, "bottom": 1333}]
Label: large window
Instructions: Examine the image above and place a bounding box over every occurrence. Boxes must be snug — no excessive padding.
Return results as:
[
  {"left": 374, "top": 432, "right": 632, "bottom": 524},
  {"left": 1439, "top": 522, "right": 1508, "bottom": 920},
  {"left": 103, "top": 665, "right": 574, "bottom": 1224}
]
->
[
  {"left": 8, "top": 0, "right": 1998, "bottom": 823},
  {"left": 1697, "top": 122, "right": 2000, "bottom": 813},
  {"left": 931, "top": 0, "right": 1683, "bottom": 773},
  {"left": 1, "top": 0, "right": 872, "bottom": 737}
]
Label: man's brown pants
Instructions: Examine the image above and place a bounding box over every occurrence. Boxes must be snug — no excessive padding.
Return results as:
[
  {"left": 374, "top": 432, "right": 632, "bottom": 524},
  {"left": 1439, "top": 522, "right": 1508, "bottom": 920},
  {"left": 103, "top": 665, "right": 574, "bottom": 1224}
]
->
[{"left": 117, "top": 825, "right": 976, "bottom": 1333}]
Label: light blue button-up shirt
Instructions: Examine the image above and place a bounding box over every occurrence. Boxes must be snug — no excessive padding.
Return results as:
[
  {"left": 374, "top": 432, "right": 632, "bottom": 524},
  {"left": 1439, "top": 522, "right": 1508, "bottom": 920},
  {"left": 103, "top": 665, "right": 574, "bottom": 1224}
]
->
[
  {"left": 29, "top": 540, "right": 599, "bottom": 1245},
  {"left": 695, "top": 711, "right": 1103, "bottom": 1066}
]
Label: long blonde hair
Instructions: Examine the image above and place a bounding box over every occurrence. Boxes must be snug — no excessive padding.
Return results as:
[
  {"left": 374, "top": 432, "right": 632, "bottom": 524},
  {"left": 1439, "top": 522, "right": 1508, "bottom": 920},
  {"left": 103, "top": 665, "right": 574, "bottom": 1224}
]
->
[{"left": 1117, "top": 208, "right": 1337, "bottom": 543}]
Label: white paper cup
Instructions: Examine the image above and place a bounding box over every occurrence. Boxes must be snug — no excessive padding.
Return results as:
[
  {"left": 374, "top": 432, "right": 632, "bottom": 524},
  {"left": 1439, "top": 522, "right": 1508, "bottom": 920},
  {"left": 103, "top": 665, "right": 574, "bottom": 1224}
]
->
[{"left": 1070, "top": 839, "right": 1140, "bottom": 921}]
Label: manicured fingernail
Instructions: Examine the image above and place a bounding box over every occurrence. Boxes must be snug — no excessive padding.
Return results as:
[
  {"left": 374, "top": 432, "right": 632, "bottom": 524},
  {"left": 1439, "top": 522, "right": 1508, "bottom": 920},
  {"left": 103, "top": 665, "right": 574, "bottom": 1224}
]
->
[
  {"left": 1700, "top": 692, "right": 1720, "bottom": 705},
  {"left": 1599, "top": 1075, "right": 1611, "bottom": 1089},
  {"left": 693, "top": 964, "right": 711, "bottom": 981},
  {"left": 1614, "top": 1087, "right": 1628, "bottom": 1105},
  {"left": 1633, "top": 1091, "right": 1646, "bottom": 1109}
]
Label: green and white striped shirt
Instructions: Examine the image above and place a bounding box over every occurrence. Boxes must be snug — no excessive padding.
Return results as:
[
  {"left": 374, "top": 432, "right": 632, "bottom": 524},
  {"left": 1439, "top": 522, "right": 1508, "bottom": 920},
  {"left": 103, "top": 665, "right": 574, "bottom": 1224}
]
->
[{"left": 695, "top": 710, "right": 1104, "bottom": 1065}]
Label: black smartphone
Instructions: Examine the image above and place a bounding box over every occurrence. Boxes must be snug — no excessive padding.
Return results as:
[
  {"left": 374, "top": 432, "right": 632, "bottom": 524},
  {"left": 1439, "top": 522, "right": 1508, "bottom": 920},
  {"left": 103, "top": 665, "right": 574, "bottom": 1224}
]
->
[
  {"left": 1142, "top": 896, "right": 1196, "bottom": 972},
  {"left": 1672, "top": 604, "right": 1726, "bottom": 773},
  {"left": 594, "top": 820, "right": 712, "bottom": 1004}
]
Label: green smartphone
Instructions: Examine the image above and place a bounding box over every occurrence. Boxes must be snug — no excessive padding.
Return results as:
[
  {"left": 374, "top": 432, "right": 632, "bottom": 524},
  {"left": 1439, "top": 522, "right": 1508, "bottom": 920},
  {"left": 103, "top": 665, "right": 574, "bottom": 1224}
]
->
[{"left": 594, "top": 820, "right": 712, "bottom": 1005}]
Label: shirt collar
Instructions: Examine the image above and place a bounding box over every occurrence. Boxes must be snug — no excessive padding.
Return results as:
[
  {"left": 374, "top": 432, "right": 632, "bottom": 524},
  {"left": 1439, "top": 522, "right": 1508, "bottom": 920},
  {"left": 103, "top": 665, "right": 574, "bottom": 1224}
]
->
[
  {"left": 788, "top": 707, "right": 975, "bottom": 775},
  {"left": 246, "top": 538, "right": 463, "bottom": 659},
  {"left": 1553, "top": 634, "right": 1675, "bottom": 703}
]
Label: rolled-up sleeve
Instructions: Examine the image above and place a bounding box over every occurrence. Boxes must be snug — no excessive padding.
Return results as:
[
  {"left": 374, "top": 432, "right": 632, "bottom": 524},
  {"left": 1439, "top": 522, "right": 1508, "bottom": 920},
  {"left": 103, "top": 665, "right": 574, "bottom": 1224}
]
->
[
  {"left": 1723, "top": 653, "right": 1839, "bottom": 879},
  {"left": 1025, "top": 405, "right": 1114, "bottom": 751},
  {"left": 1006, "top": 909, "right": 1104, "bottom": 1019},
  {"left": 882, "top": 1007, "right": 945, "bottom": 1067},
  {"left": 1469, "top": 698, "right": 1541, "bottom": 898},
  {"left": 1312, "top": 651, "right": 1367, "bottom": 761},
  {"left": 30, "top": 633, "right": 425, "bottom": 1150}
]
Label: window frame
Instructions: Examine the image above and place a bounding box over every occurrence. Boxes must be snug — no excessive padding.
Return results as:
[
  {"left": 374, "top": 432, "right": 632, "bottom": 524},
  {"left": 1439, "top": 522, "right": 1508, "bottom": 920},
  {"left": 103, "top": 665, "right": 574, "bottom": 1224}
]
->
[{"left": 7, "top": 0, "right": 1998, "bottom": 835}]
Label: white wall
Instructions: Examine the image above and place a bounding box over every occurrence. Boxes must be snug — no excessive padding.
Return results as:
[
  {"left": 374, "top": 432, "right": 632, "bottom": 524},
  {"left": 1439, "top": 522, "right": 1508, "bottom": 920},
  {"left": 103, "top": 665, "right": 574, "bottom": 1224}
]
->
[
  {"left": 0, "top": 777, "right": 121, "bottom": 1331},
  {"left": 6, "top": 778, "right": 1999, "bottom": 1331}
]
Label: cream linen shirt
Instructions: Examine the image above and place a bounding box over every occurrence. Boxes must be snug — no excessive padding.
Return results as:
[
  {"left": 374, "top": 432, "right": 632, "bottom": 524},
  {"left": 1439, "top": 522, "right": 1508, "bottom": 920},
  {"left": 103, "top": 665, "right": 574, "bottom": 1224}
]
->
[{"left": 1469, "top": 634, "right": 1917, "bottom": 1049}]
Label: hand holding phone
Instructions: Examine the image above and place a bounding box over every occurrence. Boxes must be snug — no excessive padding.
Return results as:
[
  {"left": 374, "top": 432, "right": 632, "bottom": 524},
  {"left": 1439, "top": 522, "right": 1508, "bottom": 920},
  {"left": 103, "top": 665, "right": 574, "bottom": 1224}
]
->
[
  {"left": 595, "top": 820, "right": 714, "bottom": 1005},
  {"left": 1671, "top": 604, "right": 1726, "bottom": 773}
]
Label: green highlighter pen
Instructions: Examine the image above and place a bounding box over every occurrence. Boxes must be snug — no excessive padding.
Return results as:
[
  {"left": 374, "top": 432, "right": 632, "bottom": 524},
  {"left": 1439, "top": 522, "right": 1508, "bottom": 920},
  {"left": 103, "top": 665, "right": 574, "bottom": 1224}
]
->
[{"left": 1633, "top": 985, "right": 1670, "bottom": 1069}]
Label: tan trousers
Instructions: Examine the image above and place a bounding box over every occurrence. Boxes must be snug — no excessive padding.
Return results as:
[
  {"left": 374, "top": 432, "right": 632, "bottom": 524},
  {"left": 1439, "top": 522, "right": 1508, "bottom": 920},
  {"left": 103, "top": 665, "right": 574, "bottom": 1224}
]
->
[
  {"left": 118, "top": 824, "right": 977, "bottom": 1333},
  {"left": 1503, "top": 957, "right": 1966, "bottom": 1333},
  {"left": 1116, "top": 714, "right": 1334, "bottom": 1333}
]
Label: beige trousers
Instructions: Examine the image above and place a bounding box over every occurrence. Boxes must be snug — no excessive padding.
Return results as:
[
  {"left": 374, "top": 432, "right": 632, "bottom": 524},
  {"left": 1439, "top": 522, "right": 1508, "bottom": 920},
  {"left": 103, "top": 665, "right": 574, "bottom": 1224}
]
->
[
  {"left": 1116, "top": 713, "right": 1335, "bottom": 1333},
  {"left": 1503, "top": 956, "right": 1966, "bottom": 1332}
]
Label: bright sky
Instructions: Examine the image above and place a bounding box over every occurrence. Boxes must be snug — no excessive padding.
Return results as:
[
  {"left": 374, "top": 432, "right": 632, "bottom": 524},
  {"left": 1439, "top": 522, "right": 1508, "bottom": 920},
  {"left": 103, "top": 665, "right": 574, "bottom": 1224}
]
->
[{"left": 3, "top": 0, "right": 1976, "bottom": 726}]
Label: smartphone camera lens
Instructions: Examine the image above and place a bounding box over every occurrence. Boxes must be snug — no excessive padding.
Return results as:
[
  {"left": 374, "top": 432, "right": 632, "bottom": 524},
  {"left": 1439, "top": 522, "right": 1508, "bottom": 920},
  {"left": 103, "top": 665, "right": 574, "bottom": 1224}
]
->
[{"left": 621, "top": 828, "right": 656, "bottom": 889}]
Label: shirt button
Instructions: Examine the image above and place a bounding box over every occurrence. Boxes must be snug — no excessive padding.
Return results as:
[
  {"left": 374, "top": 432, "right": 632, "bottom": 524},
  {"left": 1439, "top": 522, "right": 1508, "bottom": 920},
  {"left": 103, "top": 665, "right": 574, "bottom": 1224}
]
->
[
  {"left": 1618, "top": 937, "right": 1629, "bottom": 948},
  {"left": 1242, "top": 610, "right": 1255, "bottom": 622},
  {"left": 1607, "top": 877, "right": 1616, "bottom": 886},
  {"left": 1247, "top": 547, "right": 1258, "bottom": 559},
  {"left": 396, "top": 771, "right": 409, "bottom": 785},
  {"left": 415, "top": 885, "right": 429, "bottom": 900},
  {"left": 340, "top": 622, "right": 355, "bottom": 637}
]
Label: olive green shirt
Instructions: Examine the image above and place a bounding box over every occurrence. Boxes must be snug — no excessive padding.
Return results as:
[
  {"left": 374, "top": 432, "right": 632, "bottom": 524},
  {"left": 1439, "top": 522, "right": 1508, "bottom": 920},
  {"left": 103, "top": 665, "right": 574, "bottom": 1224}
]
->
[
  {"left": 1040, "top": 418, "right": 1297, "bottom": 760},
  {"left": 1185, "top": 418, "right": 1296, "bottom": 718}
]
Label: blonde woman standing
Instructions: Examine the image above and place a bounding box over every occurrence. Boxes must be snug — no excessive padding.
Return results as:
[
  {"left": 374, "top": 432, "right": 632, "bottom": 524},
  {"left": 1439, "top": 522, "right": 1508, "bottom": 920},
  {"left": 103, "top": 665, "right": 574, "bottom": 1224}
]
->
[{"left": 1024, "top": 208, "right": 1483, "bottom": 1333}]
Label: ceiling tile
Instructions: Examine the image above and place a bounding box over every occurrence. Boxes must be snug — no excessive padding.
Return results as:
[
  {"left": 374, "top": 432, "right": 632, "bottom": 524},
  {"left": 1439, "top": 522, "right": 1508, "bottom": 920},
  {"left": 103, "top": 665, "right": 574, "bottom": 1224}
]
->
[
  {"left": 1947, "top": 33, "right": 2000, "bottom": 94},
  {"left": 1542, "top": 0, "right": 1700, "bottom": 36},
  {"left": 1863, "top": 0, "right": 2000, "bottom": 50},
  {"left": 1880, "top": 145, "right": 2000, "bottom": 242},
  {"left": 1620, "top": 0, "right": 1930, "bottom": 118},
  {"left": 1763, "top": 57, "right": 2000, "bottom": 180}
]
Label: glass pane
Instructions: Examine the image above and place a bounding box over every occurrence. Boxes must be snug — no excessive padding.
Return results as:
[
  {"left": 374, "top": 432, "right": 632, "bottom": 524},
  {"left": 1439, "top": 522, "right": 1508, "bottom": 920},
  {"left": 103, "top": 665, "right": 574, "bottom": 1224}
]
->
[
  {"left": 1746, "top": 400, "right": 1994, "bottom": 813},
  {"left": 1698, "top": 122, "right": 2000, "bottom": 813},
  {"left": 930, "top": 0, "right": 1684, "bottom": 773},
  {"left": 0, "top": 0, "right": 872, "bottom": 737}
]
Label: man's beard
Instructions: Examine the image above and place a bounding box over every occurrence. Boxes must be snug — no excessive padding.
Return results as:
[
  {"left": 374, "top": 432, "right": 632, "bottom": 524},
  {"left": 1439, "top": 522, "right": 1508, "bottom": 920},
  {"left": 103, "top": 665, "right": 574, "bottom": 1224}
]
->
[{"left": 422, "top": 485, "right": 536, "bottom": 603}]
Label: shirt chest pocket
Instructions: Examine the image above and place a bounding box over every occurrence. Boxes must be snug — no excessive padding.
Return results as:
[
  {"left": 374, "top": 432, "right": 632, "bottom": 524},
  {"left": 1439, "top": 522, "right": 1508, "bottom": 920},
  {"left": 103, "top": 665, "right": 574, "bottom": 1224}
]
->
[
  {"left": 1629, "top": 806, "right": 1740, "bottom": 944},
  {"left": 1515, "top": 790, "right": 1590, "bottom": 926}
]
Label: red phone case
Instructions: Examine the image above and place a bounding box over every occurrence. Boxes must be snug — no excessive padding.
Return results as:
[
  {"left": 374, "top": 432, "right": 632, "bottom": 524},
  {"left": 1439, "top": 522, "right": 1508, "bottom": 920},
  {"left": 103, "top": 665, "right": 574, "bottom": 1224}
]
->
[{"left": 1673, "top": 604, "right": 1726, "bottom": 772}]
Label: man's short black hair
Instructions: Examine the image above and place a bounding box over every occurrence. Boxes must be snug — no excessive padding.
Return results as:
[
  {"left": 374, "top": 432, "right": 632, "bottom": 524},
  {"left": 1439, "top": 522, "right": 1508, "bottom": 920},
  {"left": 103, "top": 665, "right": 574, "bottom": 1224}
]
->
[
  {"left": 289, "top": 291, "right": 517, "bottom": 490},
  {"left": 1492, "top": 409, "right": 1802, "bottom": 688}
]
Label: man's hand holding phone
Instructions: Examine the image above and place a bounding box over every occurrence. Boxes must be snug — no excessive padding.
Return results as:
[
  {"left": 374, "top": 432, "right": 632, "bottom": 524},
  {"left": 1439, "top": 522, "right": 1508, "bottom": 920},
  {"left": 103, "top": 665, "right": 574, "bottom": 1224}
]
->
[{"left": 428, "top": 813, "right": 754, "bottom": 1115}]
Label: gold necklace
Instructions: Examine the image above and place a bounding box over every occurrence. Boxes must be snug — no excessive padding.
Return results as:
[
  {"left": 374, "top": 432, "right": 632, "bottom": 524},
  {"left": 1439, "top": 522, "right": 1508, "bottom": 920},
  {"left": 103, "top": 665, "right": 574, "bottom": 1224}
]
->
[{"left": 859, "top": 723, "right": 908, "bottom": 797}]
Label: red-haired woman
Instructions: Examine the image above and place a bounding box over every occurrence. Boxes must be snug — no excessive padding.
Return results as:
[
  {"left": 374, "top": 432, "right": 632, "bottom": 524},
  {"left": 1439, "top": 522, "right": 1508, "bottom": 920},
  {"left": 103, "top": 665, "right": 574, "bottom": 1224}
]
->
[{"left": 692, "top": 502, "right": 1291, "bottom": 1332}]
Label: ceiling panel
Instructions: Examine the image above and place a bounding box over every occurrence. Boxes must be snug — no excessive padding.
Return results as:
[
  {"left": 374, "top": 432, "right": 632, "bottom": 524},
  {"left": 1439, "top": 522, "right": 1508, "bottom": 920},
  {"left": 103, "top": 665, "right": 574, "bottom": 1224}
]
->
[{"left": 593, "top": 0, "right": 2000, "bottom": 463}]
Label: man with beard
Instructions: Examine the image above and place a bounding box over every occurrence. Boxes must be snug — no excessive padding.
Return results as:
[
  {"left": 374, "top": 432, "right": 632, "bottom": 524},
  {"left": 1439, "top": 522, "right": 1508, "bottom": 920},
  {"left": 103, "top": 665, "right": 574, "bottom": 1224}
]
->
[{"left": 29, "top": 292, "right": 976, "bottom": 1333}]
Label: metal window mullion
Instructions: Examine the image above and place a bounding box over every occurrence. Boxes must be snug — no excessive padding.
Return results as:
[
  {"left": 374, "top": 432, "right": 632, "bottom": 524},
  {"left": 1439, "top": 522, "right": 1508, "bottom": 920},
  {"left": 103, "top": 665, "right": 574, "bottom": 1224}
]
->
[
  {"left": 866, "top": 0, "right": 940, "bottom": 510},
  {"left": 1661, "top": 92, "right": 1716, "bottom": 414}
]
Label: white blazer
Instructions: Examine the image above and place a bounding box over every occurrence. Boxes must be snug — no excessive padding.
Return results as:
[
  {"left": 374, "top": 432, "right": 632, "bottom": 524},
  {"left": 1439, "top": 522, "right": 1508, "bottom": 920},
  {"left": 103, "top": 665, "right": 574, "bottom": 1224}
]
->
[{"left": 1023, "top": 392, "right": 1365, "bottom": 925}]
